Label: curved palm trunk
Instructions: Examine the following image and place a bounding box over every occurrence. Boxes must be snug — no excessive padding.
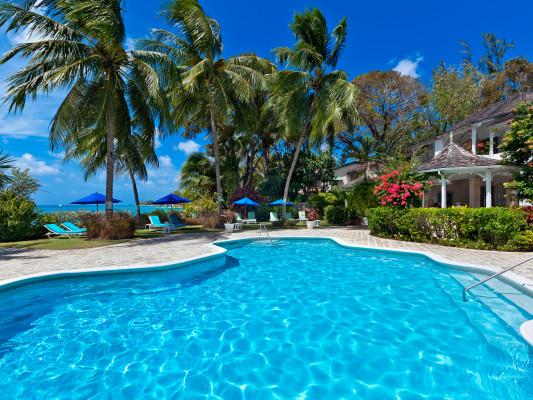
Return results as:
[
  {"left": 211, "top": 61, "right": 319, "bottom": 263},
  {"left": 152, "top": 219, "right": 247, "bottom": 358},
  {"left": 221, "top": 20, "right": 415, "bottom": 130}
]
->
[
  {"left": 209, "top": 96, "right": 223, "bottom": 214},
  {"left": 282, "top": 132, "right": 306, "bottom": 218},
  {"left": 129, "top": 169, "right": 141, "bottom": 222},
  {"left": 105, "top": 108, "right": 116, "bottom": 215}
]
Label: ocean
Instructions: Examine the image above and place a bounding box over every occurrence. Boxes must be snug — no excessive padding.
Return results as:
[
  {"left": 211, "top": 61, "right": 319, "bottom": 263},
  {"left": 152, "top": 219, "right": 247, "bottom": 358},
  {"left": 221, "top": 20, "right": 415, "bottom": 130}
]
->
[{"left": 37, "top": 204, "right": 182, "bottom": 214}]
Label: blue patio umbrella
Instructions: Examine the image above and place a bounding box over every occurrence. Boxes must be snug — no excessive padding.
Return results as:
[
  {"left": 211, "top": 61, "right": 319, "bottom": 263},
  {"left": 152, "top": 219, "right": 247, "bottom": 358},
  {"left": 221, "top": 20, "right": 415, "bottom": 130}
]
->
[
  {"left": 153, "top": 193, "right": 191, "bottom": 205},
  {"left": 71, "top": 192, "right": 122, "bottom": 212},
  {"left": 232, "top": 197, "right": 259, "bottom": 218},
  {"left": 269, "top": 199, "right": 294, "bottom": 206}
]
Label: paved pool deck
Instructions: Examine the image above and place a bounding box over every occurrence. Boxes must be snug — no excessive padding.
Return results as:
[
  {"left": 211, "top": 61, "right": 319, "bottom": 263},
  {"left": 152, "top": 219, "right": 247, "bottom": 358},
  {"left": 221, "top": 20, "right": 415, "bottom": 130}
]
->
[{"left": 1, "top": 227, "right": 532, "bottom": 288}]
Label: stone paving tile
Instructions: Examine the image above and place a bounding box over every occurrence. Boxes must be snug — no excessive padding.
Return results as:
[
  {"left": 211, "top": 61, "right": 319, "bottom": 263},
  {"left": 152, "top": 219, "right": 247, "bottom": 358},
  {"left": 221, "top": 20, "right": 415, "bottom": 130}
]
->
[{"left": 0, "top": 228, "right": 532, "bottom": 285}]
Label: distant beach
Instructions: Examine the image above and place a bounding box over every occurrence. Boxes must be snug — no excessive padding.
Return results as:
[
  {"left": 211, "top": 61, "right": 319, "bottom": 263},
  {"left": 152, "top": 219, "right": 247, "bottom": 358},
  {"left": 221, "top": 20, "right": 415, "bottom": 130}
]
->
[{"left": 37, "top": 204, "right": 183, "bottom": 214}]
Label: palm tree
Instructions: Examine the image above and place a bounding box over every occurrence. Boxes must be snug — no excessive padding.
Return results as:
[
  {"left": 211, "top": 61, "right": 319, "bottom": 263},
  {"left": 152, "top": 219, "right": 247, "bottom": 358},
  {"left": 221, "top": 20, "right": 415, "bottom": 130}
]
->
[
  {"left": 141, "top": 0, "right": 275, "bottom": 213},
  {"left": 270, "top": 9, "right": 358, "bottom": 216},
  {"left": 0, "top": 0, "right": 169, "bottom": 213},
  {"left": 0, "top": 150, "right": 13, "bottom": 189},
  {"left": 179, "top": 152, "right": 215, "bottom": 198}
]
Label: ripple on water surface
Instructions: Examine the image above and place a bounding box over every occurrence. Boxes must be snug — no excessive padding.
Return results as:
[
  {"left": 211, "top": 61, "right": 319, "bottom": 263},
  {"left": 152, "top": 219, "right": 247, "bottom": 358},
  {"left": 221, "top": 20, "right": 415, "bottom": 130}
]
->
[{"left": 0, "top": 238, "right": 532, "bottom": 399}]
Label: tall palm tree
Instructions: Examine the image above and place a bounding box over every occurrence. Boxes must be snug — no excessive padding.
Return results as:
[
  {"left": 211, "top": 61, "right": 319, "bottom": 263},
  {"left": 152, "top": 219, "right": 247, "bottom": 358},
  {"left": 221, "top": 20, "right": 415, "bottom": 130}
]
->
[
  {"left": 0, "top": 150, "right": 13, "bottom": 189},
  {"left": 141, "top": 0, "right": 275, "bottom": 213},
  {"left": 0, "top": 0, "right": 169, "bottom": 213},
  {"left": 179, "top": 152, "right": 215, "bottom": 198},
  {"left": 270, "top": 9, "right": 358, "bottom": 216}
]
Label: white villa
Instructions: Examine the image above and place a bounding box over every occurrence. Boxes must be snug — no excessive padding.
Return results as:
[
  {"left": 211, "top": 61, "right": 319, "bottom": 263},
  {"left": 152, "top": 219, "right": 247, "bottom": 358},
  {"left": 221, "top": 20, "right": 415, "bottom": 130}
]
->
[
  {"left": 417, "top": 93, "right": 532, "bottom": 208},
  {"left": 333, "top": 92, "right": 532, "bottom": 208}
]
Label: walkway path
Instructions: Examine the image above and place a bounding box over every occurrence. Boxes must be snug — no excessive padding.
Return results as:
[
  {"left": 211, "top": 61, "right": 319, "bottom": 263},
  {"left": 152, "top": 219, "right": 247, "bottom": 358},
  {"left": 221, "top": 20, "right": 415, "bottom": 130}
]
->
[{"left": 1, "top": 228, "right": 532, "bottom": 287}]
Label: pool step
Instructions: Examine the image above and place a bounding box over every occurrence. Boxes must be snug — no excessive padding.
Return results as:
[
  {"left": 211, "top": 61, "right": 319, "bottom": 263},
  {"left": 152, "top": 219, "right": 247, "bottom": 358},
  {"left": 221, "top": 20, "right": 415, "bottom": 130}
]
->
[{"left": 447, "top": 272, "right": 532, "bottom": 335}]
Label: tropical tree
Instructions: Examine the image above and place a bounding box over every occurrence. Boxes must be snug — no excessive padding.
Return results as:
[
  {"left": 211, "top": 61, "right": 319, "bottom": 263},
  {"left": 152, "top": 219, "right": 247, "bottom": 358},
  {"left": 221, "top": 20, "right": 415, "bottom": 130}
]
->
[
  {"left": 270, "top": 8, "right": 358, "bottom": 216},
  {"left": 0, "top": 0, "right": 169, "bottom": 213},
  {"left": 7, "top": 168, "right": 40, "bottom": 198},
  {"left": 0, "top": 150, "right": 13, "bottom": 190},
  {"left": 179, "top": 152, "right": 215, "bottom": 198},
  {"left": 141, "top": 0, "right": 275, "bottom": 213},
  {"left": 501, "top": 102, "right": 533, "bottom": 201}
]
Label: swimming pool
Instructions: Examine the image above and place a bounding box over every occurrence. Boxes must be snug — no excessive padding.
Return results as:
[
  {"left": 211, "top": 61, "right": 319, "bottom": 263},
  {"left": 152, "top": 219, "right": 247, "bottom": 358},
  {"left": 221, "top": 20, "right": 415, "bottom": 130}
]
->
[{"left": 0, "top": 238, "right": 531, "bottom": 398}]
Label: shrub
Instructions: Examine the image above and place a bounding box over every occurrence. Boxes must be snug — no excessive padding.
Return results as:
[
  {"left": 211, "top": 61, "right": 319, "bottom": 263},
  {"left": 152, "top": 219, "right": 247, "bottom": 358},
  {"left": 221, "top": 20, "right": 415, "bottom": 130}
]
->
[
  {"left": 305, "top": 208, "right": 320, "bottom": 221},
  {"left": 254, "top": 204, "right": 270, "bottom": 222},
  {"left": 368, "top": 207, "right": 528, "bottom": 250},
  {"left": 0, "top": 192, "right": 40, "bottom": 241},
  {"left": 324, "top": 205, "right": 349, "bottom": 225},
  {"left": 506, "top": 230, "right": 533, "bottom": 251},
  {"left": 373, "top": 170, "right": 431, "bottom": 208},
  {"left": 80, "top": 213, "right": 136, "bottom": 240}
]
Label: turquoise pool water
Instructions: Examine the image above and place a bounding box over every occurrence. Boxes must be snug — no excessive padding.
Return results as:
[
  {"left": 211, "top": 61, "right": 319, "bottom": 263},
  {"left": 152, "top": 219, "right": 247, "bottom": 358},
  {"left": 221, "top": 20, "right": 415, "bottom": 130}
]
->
[{"left": 0, "top": 239, "right": 531, "bottom": 399}]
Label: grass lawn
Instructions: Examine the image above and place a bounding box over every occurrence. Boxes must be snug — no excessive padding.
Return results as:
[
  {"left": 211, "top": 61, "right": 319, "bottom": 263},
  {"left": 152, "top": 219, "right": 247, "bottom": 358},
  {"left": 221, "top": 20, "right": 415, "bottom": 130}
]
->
[
  {"left": 0, "top": 237, "right": 130, "bottom": 250},
  {"left": 0, "top": 225, "right": 217, "bottom": 250},
  {"left": 0, "top": 222, "right": 334, "bottom": 250}
]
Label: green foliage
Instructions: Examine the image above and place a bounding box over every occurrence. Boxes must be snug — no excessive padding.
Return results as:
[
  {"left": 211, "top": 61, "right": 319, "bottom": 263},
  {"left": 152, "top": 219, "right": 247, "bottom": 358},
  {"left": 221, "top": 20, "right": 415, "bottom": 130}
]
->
[
  {"left": 0, "top": 192, "right": 39, "bottom": 241},
  {"left": 6, "top": 168, "right": 40, "bottom": 198},
  {"left": 324, "top": 205, "right": 349, "bottom": 225},
  {"left": 180, "top": 152, "right": 216, "bottom": 198},
  {"left": 0, "top": 0, "right": 168, "bottom": 213},
  {"left": 501, "top": 102, "right": 533, "bottom": 201},
  {"left": 254, "top": 204, "right": 271, "bottom": 222},
  {"left": 368, "top": 207, "right": 529, "bottom": 250},
  {"left": 506, "top": 230, "right": 533, "bottom": 251},
  {"left": 429, "top": 63, "right": 481, "bottom": 133},
  {"left": 182, "top": 196, "right": 218, "bottom": 218},
  {"left": 259, "top": 170, "right": 285, "bottom": 199},
  {"left": 80, "top": 213, "right": 136, "bottom": 240},
  {"left": 345, "top": 182, "right": 378, "bottom": 217},
  {"left": 0, "top": 150, "right": 13, "bottom": 190}
]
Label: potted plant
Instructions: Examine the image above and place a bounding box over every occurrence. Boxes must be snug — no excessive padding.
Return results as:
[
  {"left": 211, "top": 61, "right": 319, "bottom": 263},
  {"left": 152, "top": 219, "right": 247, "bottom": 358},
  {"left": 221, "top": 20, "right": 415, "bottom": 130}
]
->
[
  {"left": 306, "top": 208, "right": 320, "bottom": 229},
  {"left": 223, "top": 210, "right": 235, "bottom": 232}
]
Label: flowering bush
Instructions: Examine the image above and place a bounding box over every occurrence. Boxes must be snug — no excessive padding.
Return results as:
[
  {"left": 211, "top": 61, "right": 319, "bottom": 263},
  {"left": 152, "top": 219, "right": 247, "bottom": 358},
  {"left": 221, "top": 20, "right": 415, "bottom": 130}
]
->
[
  {"left": 223, "top": 210, "right": 235, "bottom": 223},
  {"left": 305, "top": 208, "right": 320, "bottom": 221},
  {"left": 373, "top": 170, "right": 431, "bottom": 208}
]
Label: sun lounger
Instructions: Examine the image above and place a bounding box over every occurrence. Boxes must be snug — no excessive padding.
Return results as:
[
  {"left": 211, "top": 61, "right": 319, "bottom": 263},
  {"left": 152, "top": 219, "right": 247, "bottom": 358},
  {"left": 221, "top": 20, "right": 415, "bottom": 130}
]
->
[
  {"left": 169, "top": 214, "right": 189, "bottom": 228},
  {"left": 270, "top": 212, "right": 279, "bottom": 222},
  {"left": 246, "top": 211, "right": 257, "bottom": 224},
  {"left": 44, "top": 224, "right": 83, "bottom": 239},
  {"left": 146, "top": 215, "right": 175, "bottom": 232},
  {"left": 61, "top": 221, "right": 87, "bottom": 233},
  {"left": 298, "top": 211, "right": 308, "bottom": 223}
]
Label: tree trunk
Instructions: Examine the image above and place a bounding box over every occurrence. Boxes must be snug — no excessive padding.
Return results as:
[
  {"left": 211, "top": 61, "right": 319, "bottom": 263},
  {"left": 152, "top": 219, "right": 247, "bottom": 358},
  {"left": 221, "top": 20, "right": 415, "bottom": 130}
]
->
[
  {"left": 282, "top": 132, "right": 306, "bottom": 218},
  {"left": 105, "top": 107, "right": 116, "bottom": 215},
  {"left": 209, "top": 95, "right": 223, "bottom": 215},
  {"left": 243, "top": 142, "right": 256, "bottom": 191},
  {"left": 129, "top": 169, "right": 141, "bottom": 222}
]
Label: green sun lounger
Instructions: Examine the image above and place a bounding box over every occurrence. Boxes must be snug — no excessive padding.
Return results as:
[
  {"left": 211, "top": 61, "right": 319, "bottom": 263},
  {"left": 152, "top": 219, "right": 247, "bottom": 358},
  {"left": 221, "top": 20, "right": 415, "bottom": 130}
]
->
[
  {"left": 62, "top": 221, "right": 87, "bottom": 233},
  {"left": 44, "top": 224, "right": 83, "bottom": 239}
]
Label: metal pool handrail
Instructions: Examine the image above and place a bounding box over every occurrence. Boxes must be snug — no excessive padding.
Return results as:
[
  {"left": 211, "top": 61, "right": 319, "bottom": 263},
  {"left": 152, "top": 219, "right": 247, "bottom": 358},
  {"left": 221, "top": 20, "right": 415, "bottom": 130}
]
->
[
  {"left": 462, "top": 256, "right": 533, "bottom": 302},
  {"left": 259, "top": 222, "right": 273, "bottom": 245}
]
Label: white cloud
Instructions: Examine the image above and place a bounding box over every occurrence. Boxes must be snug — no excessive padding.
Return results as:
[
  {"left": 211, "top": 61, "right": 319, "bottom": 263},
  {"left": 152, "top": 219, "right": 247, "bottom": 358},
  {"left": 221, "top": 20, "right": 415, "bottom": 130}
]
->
[
  {"left": 176, "top": 140, "right": 200, "bottom": 155},
  {"left": 154, "top": 129, "right": 162, "bottom": 149},
  {"left": 159, "top": 155, "right": 173, "bottom": 168},
  {"left": 125, "top": 37, "right": 136, "bottom": 51},
  {"left": 14, "top": 153, "right": 60, "bottom": 176},
  {"left": 393, "top": 56, "right": 423, "bottom": 78},
  {"left": 48, "top": 151, "right": 66, "bottom": 159}
]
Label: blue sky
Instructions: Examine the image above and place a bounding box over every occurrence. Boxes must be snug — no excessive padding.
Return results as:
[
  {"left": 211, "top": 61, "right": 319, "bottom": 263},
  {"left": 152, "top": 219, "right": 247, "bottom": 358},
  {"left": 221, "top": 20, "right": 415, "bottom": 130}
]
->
[{"left": 0, "top": 0, "right": 532, "bottom": 204}]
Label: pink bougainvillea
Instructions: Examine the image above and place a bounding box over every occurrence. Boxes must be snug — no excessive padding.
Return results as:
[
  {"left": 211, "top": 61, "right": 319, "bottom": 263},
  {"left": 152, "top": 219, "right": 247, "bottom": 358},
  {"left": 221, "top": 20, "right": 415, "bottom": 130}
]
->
[{"left": 373, "top": 170, "right": 431, "bottom": 208}]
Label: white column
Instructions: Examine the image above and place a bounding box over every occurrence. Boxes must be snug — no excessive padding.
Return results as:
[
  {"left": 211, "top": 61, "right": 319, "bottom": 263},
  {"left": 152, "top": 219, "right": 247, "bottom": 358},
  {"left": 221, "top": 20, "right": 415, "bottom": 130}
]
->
[
  {"left": 485, "top": 169, "right": 492, "bottom": 208},
  {"left": 489, "top": 130, "right": 494, "bottom": 156},
  {"left": 441, "top": 176, "right": 447, "bottom": 208},
  {"left": 471, "top": 126, "right": 477, "bottom": 155}
]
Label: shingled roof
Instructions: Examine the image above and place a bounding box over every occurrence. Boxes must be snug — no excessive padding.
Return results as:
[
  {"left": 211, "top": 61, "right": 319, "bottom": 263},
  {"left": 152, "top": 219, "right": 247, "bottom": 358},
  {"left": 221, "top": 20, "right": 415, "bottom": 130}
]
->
[
  {"left": 418, "top": 142, "right": 500, "bottom": 171},
  {"left": 449, "top": 92, "right": 533, "bottom": 133}
]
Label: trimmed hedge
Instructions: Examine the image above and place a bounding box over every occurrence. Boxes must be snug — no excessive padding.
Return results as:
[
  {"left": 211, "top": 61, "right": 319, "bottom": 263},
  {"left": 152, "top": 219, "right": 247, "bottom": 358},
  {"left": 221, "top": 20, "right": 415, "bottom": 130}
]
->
[{"left": 367, "top": 207, "right": 531, "bottom": 251}]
